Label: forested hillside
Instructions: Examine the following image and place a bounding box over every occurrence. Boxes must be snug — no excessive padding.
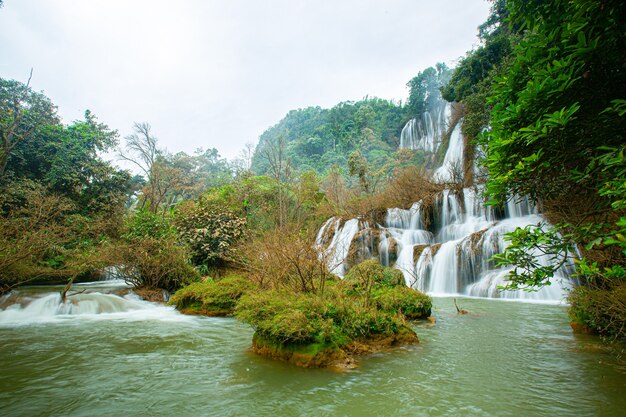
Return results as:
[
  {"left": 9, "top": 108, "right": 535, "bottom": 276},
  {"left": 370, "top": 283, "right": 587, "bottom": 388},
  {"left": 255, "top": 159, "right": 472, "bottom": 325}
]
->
[{"left": 250, "top": 64, "right": 451, "bottom": 177}]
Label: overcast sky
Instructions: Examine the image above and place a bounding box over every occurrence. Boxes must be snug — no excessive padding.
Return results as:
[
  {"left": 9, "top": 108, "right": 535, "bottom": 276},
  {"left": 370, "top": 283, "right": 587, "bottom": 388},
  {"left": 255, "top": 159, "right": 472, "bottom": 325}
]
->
[{"left": 0, "top": 0, "right": 491, "bottom": 161}]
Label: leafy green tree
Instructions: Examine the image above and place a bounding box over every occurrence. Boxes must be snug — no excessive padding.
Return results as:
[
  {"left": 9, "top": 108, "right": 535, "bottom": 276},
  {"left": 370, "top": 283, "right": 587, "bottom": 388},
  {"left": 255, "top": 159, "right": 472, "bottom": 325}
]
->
[
  {"left": 174, "top": 201, "right": 246, "bottom": 267},
  {"left": 0, "top": 76, "right": 59, "bottom": 177},
  {"left": 405, "top": 64, "right": 451, "bottom": 118},
  {"left": 348, "top": 149, "right": 370, "bottom": 194}
]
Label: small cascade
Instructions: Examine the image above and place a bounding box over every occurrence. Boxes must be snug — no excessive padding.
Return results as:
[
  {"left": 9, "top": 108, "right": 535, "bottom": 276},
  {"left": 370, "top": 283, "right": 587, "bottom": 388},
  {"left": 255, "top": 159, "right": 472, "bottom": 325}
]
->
[
  {"left": 433, "top": 121, "right": 464, "bottom": 182},
  {"left": 317, "top": 217, "right": 366, "bottom": 276},
  {"left": 0, "top": 289, "right": 190, "bottom": 327},
  {"left": 400, "top": 102, "right": 450, "bottom": 152}
]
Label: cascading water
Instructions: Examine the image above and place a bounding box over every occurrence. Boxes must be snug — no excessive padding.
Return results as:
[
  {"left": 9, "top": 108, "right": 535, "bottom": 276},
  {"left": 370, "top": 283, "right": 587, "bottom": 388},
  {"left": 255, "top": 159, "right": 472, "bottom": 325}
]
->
[
  {"left": 433, "top": 121, "right": 464, "bottom": 182},
  {"left": 318, "top": 103, "right": 575, "bottom": 302},
  {"left": 0, "top": 282, "right": 190, "bottom": 326},
  {"left": 400, "top": 101, "right": 450, "bottom": 152},
  {"left": 318, "top": 188, "right": 573, "bottom": 301},
  {"left": 316, "top": 217, "right": 366, "bottom": 276}
]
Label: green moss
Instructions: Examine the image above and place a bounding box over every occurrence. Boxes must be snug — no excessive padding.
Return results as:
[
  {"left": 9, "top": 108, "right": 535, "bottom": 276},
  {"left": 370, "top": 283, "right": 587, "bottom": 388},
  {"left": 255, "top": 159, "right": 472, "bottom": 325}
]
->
[
  {"left": 253, "top": 333, "right": 338, "bottom": 357},
  {"left": 343, "top": 259, "right": 405, "bottom": 294},
  {"left": 169, "top": 274, "right": 256, "bottom": 316},
  {"left": 236, "top": 287, "right": 413, "bottom": 350},
  {"left": 371, "top": 286, "right": 432, "bottom": 319}
]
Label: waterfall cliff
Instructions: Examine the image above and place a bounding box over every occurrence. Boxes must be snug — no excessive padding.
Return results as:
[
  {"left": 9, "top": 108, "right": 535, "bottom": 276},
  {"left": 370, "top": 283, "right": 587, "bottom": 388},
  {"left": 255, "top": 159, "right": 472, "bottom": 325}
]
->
[{"left": 317, "top": 104, "right": 574, "bottom": 302}]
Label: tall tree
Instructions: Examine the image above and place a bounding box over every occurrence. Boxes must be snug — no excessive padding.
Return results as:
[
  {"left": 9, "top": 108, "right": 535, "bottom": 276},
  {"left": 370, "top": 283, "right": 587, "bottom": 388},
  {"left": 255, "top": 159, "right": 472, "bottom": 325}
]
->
[
  {"left": 119, "top": 122, "right": 164, "bottom": 213},
  {"left": 0, "top": 74, "right": 58, "bottom": 177}
]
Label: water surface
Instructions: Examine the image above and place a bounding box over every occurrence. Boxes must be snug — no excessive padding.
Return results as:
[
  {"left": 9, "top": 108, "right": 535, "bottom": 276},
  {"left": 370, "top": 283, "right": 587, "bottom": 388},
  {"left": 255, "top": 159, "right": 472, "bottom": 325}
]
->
[{"left": 1, "top": 286, "right": 624, "bottom": 417}]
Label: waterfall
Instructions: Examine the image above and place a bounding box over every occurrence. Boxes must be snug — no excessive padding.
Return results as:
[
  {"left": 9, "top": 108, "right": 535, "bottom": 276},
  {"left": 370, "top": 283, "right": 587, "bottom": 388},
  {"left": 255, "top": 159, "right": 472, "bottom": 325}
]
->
[
  {"left": 318, "top": 104, "right": 574, "bottom": 302},
  {"left": 317, "top": 217, "right": 365, "bottom": 276},
  {"left": 318, "top": 190, "right": 573, "bottom": 301}
]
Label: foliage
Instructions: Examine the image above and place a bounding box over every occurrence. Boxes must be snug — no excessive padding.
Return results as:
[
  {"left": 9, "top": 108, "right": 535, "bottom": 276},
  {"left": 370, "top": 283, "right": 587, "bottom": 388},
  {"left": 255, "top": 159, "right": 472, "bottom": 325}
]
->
[
  {"left": 441, "top": 0, "right": 513, "bottom": 103},
  {"left": 343, "top": 259, "right": 405, "bottom": 293},
  {"left": 342, "top": 259, "right": 432, "bottom": 319},
  {"left": 371, "top": 286, "right": 432, "bottom": 319},
  {"left": 123, "top": 210, "right": 175, "bottom": 241},
  {"left": 174, "top": 201, "right": 246, "bottom": 267},
  {"left": 568, "top": 282, "right": 626, "bottom": 340},
  {"left": 113, "top": 236, "right": 198, "bottom": 291},
  {"left": 447, "top": 0, "right": 626, "bottom": 338},
  {"left": 347, "top": 149, "right": 370, "bottom": 194},
  {"left": 112, "top": 210, "right": 197, "bottom": 290},
  {"left": 169, "top": 274, "right": 256, "bottom": 315},
  {"left": 482, "top": 0, "right": 625, "bottom": 204},
  {"left": 0, "top": 76, "right": 59, "bottom": 177},
  {"left": 236, "top": 228, "right": 334, "bottom": 293},
  {"left": 0, "top": 180, "right": 116, "bottom": 292},
  {"left": 0, "top": 181, "right": 74, "bottom": 292},
  {"left": 120, "top": 123, "right": 233, "bottom": 214},
  {"left": 491, "top": 223, "right": 574, "bottom": 290},
  {"left": 406, "top": 63, "right": 451, "bottom": 117}
]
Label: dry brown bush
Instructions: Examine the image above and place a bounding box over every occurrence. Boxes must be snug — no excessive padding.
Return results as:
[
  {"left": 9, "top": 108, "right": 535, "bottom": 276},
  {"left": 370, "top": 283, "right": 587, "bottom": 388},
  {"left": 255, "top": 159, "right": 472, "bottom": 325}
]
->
[
  {"left": 0, "top": 183, "right": 79, "bottom": 293},
  {"left": 339, "top": 166, "right": 443, "bottom": 228},
  {"left": 234, "top": 227, "right": 334, "bottom": 294},
  {"left": 569, "top": 281, "right": 626, "bottom": 340}
]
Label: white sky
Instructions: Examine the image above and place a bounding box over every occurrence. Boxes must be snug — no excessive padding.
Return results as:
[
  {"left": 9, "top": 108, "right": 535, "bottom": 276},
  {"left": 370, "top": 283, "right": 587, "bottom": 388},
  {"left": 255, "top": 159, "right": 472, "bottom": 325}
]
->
[{"left": 0, "top": 0, "right": 491, "bottom": 161}]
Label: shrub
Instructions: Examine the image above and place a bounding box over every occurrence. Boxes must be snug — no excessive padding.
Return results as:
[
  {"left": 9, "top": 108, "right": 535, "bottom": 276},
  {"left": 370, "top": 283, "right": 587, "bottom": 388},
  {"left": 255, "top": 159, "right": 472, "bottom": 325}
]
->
[
  {"left": 343, "top": 259, "right": 405, "bottom": 294},
  {"left": 169, "top": 275, "right": 256, "bottom": 315},
  {"left": 371, "top": 286, "right": 432, "bottom": 319},
  {"left": 0, "top": 180, "right": 113, "bottom": 292},
  {"left": 568, "top": 282, "right": 626, "bottom": 340},
  {"left": 113, "top": 236, "right": 198, "bottom": 291},
  {"left": 236, "top": 228, "right": 334, "bottom": 293},
  {"left": 174, "top": 201, "right": 246, "bottom": 267},
  {"left": 123, "top": 210, "right": 175, "bottom": 240}
]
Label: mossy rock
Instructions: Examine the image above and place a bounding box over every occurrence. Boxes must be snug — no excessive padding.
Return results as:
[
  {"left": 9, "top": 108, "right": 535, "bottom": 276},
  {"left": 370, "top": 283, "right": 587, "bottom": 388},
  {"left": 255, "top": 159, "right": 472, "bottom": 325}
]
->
[
  {"left": 372, "top": 286, "right": 432, "bottom": 319},
  {"left": 251, "top": 327, "right": 418, "bottom": 370},
  {"left": 251, "top": 333, "right": 350, "bottom": 369},
  {"left": 343, "top": 259, "right": 405, "bottom": 293},
  {"left": 236, "top": 287, "right": 420, "bottom": 368},
  {"left": 169, "top": 274, "right": 256, "bottom": 316}
]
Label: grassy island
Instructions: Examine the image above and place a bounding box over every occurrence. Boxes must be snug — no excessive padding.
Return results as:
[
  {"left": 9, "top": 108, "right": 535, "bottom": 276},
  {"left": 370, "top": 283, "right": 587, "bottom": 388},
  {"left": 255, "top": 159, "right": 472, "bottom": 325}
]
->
[{"left": 171, "top": 258, "right": 431, "bottom": 369}]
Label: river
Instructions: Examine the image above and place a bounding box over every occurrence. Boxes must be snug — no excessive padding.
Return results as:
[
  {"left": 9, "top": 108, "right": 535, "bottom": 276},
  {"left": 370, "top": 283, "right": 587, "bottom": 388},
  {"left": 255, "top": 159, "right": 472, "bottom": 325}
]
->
[{"left": 0, "top": 281, "right": 624, "bottom": 417}]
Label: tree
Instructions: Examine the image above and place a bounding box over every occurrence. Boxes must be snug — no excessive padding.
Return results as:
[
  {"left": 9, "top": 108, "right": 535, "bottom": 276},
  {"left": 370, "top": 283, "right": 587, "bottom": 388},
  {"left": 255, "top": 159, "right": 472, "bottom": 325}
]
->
[
  {"left": 348, "top": 149, "right": 370, "bottom": 194},
  {"left": 0, "top": 74, "right": 59, "bottom": 177},
  {"left": 406, "top": 64, "right": 450, "bottom": 118},
  {"left": 322, "top": 164, "right": 348, "bottom": 210},
  {"left": 174, "top": 201, "right": 246, "bottom": 267},
  {"left": 119, "top": 122, "right": 167, "bottom": 213},
  {"left": 263, "top": 134, "right": 292, "bottom": 227},
  {"left": 483, "top": 0, "right": 625, "bottom": 204}
]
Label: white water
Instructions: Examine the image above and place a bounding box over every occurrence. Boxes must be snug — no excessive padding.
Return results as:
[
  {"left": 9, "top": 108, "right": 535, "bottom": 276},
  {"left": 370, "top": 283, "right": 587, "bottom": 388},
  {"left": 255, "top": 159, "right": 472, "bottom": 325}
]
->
[
  {"left": 316, "top": 217, "right": 365, "bottom": 276},
  {"left": 433, "top": 121, "right": 464, "bottom": 182},
  {"left": 0, "top": 286, "right": 191, "bottom": 327},
  {"left": 400, "top": 101, "right": 450, "bottom": 152},
  {"left": 318, "top": 188, "right": 573, "bottom": 302}
]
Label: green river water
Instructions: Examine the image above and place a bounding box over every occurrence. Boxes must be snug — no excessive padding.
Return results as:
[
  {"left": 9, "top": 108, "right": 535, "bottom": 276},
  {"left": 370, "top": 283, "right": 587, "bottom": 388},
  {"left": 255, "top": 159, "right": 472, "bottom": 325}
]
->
[{"left": 0, "top": 283, "right": 624, "bottom": 417}]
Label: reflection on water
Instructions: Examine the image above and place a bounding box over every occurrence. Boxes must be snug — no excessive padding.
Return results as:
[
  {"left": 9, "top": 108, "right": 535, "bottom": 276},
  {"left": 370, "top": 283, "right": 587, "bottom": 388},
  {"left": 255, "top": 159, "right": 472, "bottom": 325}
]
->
[{"left": 0, "top": 285, "right": 624, "bottom": 417}]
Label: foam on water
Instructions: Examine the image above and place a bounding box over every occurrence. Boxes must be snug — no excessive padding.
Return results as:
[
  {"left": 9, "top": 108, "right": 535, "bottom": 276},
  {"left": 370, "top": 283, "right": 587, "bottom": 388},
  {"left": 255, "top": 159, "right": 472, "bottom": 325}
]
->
[{"left": 0, "top": 290, "right": 193, "bottom": 327}]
